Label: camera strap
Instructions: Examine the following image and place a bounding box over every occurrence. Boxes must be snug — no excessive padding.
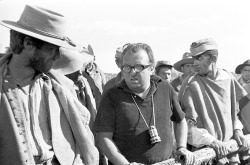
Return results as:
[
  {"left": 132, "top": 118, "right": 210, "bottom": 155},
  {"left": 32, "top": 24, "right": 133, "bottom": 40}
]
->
[{"left": 131, "top": 95, "right": 155, "bottom": 129}]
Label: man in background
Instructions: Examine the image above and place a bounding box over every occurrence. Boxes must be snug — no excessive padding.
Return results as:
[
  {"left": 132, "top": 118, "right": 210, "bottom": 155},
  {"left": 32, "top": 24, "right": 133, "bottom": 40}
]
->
[
  {"left": 171, "top": 52, "right": 194, "bottom": 93},
  {"left": 103, "top": 46, "right": 123, "bottom": 93},
  {"left": 155, "top": 60, "right": 173, "bottom": 82},
  {"left": 235, "top": 60, "right": 250, "bottom": 93},
  {"left": 82, "top": 45, "right": 106, "bottom": 108}
]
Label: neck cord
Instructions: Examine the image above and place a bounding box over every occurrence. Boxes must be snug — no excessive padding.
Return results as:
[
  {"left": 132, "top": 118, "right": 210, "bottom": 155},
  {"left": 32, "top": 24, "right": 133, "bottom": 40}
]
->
[{"left": 131, "top": 95, "right": 155, "bottom": 129}]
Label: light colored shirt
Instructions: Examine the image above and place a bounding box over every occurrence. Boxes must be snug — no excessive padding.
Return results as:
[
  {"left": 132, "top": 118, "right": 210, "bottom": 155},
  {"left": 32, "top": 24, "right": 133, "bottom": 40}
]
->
[{"left": 5, "top": 66, "right": 54, "bottom": 161}]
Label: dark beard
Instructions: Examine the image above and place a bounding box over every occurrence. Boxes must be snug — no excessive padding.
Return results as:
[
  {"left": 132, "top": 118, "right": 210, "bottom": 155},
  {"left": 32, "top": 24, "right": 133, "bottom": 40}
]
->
[{"left": 27, "top": 57, "right": 48, "bottom": 73}]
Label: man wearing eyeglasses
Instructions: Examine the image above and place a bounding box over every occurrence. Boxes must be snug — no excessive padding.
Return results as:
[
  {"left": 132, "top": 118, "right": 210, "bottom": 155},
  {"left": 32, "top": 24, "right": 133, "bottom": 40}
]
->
[
  {"left": 94, "top": 43, "right": 195, "bottom": 165},
  {"left": 178, "top": 38, "right": 250, "bottom": 164}
]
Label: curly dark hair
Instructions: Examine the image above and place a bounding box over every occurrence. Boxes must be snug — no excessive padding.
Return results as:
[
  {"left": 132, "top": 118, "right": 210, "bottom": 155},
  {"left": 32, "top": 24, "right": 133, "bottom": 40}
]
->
[
  {"left": 10, "top": 30, "right": 46, "bottom": 54},
  {"left": 121, "top": 43, "right": 155, "bottom": 66}
]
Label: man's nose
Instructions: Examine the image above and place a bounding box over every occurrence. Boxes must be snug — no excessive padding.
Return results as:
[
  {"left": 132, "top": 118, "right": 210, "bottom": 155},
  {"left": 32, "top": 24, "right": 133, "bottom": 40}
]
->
[
  {"left": 193, "top": 60, "right": 199, "bottom": 66},
  {"left": 130, "top": 67, "right": 138, "bottom": 75}
]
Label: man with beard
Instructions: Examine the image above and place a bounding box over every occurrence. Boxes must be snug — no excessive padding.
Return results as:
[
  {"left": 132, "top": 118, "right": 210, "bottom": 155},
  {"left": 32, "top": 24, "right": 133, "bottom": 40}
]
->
[{"left": 0, "top": 5, "right": 98, "bottom": 165}]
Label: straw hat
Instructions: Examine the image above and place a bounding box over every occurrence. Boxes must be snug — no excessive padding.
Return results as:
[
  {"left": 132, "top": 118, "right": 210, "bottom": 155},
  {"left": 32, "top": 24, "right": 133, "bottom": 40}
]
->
[
  {"left": 173, "top": 52, "right": 194, "bottom": 72},
  {"left": 235, "top": 60, "right": 250, "bottom": 74},
  {"left": 53, "top": 47, "right": 94, "bottom": 75},
  {"left": 0, "top": 5, "right": 75, "bottom": 49},
  {"left": 190, "top": 38, "right": 217, "bottom": 56}
]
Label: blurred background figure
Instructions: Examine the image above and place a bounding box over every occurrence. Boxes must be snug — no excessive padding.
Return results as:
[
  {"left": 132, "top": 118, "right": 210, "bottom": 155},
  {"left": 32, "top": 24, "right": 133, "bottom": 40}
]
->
[
  {"left": 171, "top": 52, "right": 194, "bottom": 93},
  {"left": 155, "top": 60, "right": 173, "bottom": 82},
  {"left": 103, "top": 46, "right": 123, "bottom": 93},
  {"left": 235, "top": 60, "right": 250, "bottom": 93},
  {"left": 81, "top": 45, "right": 106, "bottom": 109}
]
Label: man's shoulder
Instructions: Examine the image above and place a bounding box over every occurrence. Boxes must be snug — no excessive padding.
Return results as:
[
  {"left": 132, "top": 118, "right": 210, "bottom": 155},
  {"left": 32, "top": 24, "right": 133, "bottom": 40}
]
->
[
  {"left": 171, "top": 76, "right": 181, "bottom": 84},
  {"left": 49, "top": 69, "right": 74, "bottom": 87},
  {"left": 103, "top": 77, "right": 116, "bottom": 92}
]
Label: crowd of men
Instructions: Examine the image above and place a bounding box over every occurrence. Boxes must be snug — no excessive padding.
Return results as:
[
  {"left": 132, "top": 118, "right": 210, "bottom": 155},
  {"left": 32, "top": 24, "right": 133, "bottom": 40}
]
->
[{"left": 1, "top": 4, "right": 250, "bottom": 165}]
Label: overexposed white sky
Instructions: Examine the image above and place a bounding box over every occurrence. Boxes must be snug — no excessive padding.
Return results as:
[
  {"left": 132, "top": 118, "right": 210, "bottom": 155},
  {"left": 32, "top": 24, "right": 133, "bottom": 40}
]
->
[{"left": 0, "top": 0, "right": 250, "bottom": 73}]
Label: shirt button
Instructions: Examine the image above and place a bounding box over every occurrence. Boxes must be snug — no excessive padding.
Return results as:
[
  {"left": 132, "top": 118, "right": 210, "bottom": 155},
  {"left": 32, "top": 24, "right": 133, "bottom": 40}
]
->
[
  {"left": 17, "top": 124, "right": 21, "bottom": 127},
  {"left": 24, "top": 150, "right": 27, "bottom": 153},
  {"left": 19, "top": 132, "right": 23, "bottom": 135},
  {"left": 22, "top": 141, "right": 26, "bottom": 144},
  {"left": 9, "top": 98, "right": 13, "bottom": 101}
]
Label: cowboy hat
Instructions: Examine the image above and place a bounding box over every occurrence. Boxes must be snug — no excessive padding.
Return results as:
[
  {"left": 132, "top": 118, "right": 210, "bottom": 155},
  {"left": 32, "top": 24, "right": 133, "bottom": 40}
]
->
[
  {"left": 0, "top": 5, "right": 75, "bottom": 49},
  {"left": 190, "top": 38, "right": 217, "bottom": 56},
  {"left": 235, "top": 60, "right": 250, "bottom": 74},
  {"left": 174, "top": 52, "right": 194, "bottom": 72},
  {"left": 53, "top": 47, "right": 94, "bottom": 75},
  {"left": 155, "top": 60, "right": 173, "bottom": 69}
]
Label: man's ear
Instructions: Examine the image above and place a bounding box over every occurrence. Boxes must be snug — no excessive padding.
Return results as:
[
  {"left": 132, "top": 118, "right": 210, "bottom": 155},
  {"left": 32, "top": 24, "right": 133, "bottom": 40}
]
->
[
  {"left": 23, "top": 37, "right": 33, "bottom": 49},
  {"left": 211, "top": 55, "right": 217, "bottom": 63},
  {"left": 181, "top": 66, "right": 184, "bottom": 72}
]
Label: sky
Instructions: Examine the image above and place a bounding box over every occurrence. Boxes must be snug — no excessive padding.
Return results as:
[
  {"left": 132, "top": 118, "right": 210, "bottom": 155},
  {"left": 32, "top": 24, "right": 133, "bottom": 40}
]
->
[{"left": 0, "top": 0, "right": 250, "bottom": 73}]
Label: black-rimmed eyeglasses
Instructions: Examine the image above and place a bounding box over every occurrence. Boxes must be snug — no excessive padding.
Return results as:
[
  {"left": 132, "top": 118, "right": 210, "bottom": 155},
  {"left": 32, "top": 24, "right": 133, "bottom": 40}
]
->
[{"left": 121, "top": 64, "right": 151, "bottom": 73}]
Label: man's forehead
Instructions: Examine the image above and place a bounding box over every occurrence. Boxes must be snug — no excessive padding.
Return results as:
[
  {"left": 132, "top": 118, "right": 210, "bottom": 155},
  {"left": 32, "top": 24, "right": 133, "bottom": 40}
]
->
[{"left": 123, "top": 49, "right": 149, "bottom": 60}]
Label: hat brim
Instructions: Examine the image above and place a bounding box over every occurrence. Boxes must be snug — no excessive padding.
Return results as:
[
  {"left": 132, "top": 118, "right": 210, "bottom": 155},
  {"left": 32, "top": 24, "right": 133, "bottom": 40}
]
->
[
  {"left": 155, "top": 64, "right": 173, "bottom": 68},
  {"left": 174, "top": 58, "right": 194, "bottom": 72},
  {"left": 191, "top": 50, "right": 206, "bottom": 57},
  {"left": 235, "top": 64, "right": 250, "bottom": 74},
  {"left": 0, "top": 20, "right": 76, "bottom": 49},
  {"left": 53, "top": 48, "right": 94, "bottom": 75}
]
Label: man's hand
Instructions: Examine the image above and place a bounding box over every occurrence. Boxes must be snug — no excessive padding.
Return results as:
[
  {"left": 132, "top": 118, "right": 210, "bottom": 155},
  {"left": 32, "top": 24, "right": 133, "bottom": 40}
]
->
[
  {"left": 177, "top": 147, "right": 196, "bottom": 165},
  {"left": 209, "top": 139, "right": 229, "bottom": 158},
  {"left": 234, "top": 129, "right": 250, "bottom": 152}
]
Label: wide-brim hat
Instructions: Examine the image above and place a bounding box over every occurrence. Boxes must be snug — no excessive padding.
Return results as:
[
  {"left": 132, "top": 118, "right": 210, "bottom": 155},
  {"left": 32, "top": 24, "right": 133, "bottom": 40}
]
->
[
  {"left": 174, "top": 52, "right": 194, "bottom": 72},
  {"left": 53, "top": 47, "right": 94, "bottom": 75},
  {"left": 190, "top": 38, "right": 217, "bottom": 56},
  {"left": 235, "top": 60, "right": 250, "bottom": 74},
  {"left": 155, "top": 60, "right": 173, "bottom": 68},
  {"left": 0, "top": 5, "right": 76, "bottom": 49}
]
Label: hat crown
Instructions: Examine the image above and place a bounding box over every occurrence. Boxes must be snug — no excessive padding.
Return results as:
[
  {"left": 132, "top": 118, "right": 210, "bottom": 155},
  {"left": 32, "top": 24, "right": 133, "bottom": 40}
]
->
[
  {"left": 182, "top": 52, "right": 192, "bottom": 59},
  {"left": 243, "top": 60, "right": 250, "bottom": 65},
  {"left": 156, "top": 60, "right": 172, "bottom": 68},
  {"left": 190, "top": 38, "right": 217, "bottom": 56},
  {"left": 18, "top": 5, "right": 67, "bottom": 39}
]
